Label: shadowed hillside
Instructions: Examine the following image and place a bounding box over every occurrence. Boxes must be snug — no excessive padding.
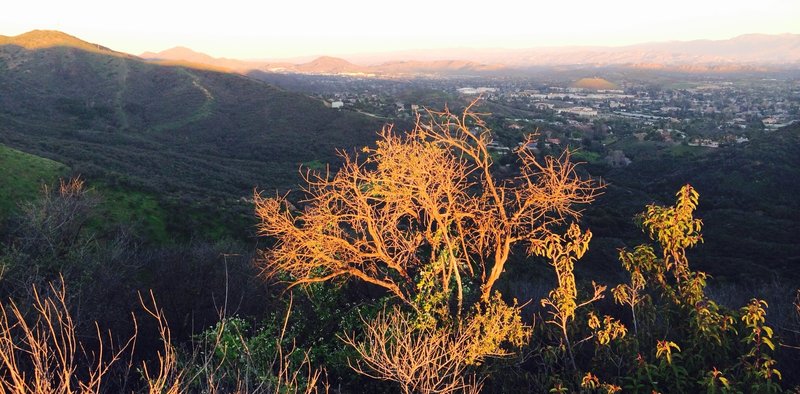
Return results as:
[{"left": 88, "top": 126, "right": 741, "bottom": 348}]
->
[
  {"left": 0, "top": 31, "right": 382, "bottom": 204},
  {"left": 581, "top": 123, "right": 800, "bottom": 282}
]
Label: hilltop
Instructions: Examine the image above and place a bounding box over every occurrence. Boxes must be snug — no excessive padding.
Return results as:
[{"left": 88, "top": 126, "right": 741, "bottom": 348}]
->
[
  {"left": 294, "top": 55, "right": 368, "bottom": 74},
  {"left": 0, "top": 29, "right": 118, "bottom": 54},
  {"left": 141, "top": 46, "right": 285, "bottom": 72}
]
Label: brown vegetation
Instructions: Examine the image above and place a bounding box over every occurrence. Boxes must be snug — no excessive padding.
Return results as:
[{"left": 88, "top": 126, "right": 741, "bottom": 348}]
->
[
  {"left": 0, "top": 277, "right": 133, "bottom": 393},
  {"left": 0, "top": 274, "right": 327, "bottom": 393}
]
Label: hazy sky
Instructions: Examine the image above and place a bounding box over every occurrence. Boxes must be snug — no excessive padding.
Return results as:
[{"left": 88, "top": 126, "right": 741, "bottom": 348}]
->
[{"left": 2, "top": 0, "right": 799, "bottom": 59}]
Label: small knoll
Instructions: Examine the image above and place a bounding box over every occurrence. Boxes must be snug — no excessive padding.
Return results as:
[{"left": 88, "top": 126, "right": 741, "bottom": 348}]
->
[
  {"left": 571, "top": 77, "right": 619, "bottom": 90},
  {"left": 295, "top": 56, "right": 368, "bottom": 74}
]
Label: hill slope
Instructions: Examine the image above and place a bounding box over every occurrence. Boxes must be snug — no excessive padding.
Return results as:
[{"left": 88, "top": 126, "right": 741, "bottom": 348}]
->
[
  {"left": 0, "top": 31, "right": 382, "bottom": 206},
  {"left": 584, "top": 123, "right": 800, "bottom": 281}
]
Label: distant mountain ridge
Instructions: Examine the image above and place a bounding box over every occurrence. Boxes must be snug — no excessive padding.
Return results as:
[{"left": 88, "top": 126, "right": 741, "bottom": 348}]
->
[
  {"left": 139, "top": 33, "right": 800, "bottom": 76},
  {"left": 346, "top": 34, "right": 800, "bottom": 67},
  {"left": 141, "top": 47, "right": 505, "bottom": 76}
]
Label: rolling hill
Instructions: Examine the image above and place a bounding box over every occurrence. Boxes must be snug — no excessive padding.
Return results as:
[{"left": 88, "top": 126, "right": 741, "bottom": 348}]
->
[
  {"left": 0, "top": 30, "right": 383, "bottom": 226},
  {"left": 0, "top": 30, "right": 117, "bottom": 53}
]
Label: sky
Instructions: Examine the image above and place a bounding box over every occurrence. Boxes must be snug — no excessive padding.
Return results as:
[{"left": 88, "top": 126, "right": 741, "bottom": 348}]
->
[{"left": 2, "top": 0, "right": 799, "bottom": 59}]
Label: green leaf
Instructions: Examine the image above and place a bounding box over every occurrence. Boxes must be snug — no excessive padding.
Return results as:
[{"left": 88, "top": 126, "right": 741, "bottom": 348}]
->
[
  {"left": 763, "top": 337, "right": 775, "bottom": 351},
  {"left": 763, "top": 326, "right": 773, "bottom": 337}
]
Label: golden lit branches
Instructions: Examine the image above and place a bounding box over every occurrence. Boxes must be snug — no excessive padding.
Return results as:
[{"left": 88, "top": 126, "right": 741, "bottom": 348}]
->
[
  {"left": 254, "top": 102, "right": 599, "bottom": 307},
  {"left": 342, "top": 306, "right": 482, "bottom": 394}
]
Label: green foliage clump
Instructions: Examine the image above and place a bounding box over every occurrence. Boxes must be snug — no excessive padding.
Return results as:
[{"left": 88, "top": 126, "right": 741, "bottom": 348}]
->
[{"left": 526, "top": 185, "right": 786, "bottom": 393}]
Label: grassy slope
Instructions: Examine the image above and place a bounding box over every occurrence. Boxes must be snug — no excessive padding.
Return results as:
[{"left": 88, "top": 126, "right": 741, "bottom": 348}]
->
[
  {"left": 0, "top": 143, "right": 172, "bottom": 241},
  {"left": 0, "top": 144, "right": 67, "bottom": 218}
]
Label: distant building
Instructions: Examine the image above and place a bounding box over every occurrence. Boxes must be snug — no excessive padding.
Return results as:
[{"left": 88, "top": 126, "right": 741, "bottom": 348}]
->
[
  {"left": 486, "top": 141, "right": 510, "bottom": 153},
  {"left": 330, "top": 101, "right": 344, "bottom": 109},
  {"left": 558, "top": 107, "right": 598, "bottom": 118},
  {"left": 457, "top": 87, "right": 497, "bottom": 95},
  {"left": 688, "top": 139, "right": 720, "bottom": 148},
  {"left": 518, "top": 141, "right": 540, "bottom": 154}
]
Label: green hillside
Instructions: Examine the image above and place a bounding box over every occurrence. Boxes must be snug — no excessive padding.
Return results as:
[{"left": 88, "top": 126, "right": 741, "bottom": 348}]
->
[{"left": 0, "top": 144, "right": 67, "bottom": 218}]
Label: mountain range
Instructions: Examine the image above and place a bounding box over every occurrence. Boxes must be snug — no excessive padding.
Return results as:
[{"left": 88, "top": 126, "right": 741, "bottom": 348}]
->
[
  {"left": 140, "top": 33, "right": 800, "bottom": 76},
  {"left": 141, "top": 47, "right": 508, "bottom": 76}
]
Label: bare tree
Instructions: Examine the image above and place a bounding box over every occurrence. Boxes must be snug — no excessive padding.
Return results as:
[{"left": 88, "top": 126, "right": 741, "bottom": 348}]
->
[
  {"left": 342, "top": 306, "right": 483, "bottom": 394},
  {"left": 255, "top": 103, "right": 598, "bottom": 310},
  {"left": 14, "top": 177, "right": 98, "bottom": 265}
]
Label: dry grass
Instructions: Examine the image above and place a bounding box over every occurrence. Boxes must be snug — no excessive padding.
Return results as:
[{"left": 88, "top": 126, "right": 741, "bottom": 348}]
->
[
  {"left": 0, "top": 278, "right": 327, "bottom": 393},
  {"left": 0, "top": 276, "right": 134, "bottom": 393}
]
